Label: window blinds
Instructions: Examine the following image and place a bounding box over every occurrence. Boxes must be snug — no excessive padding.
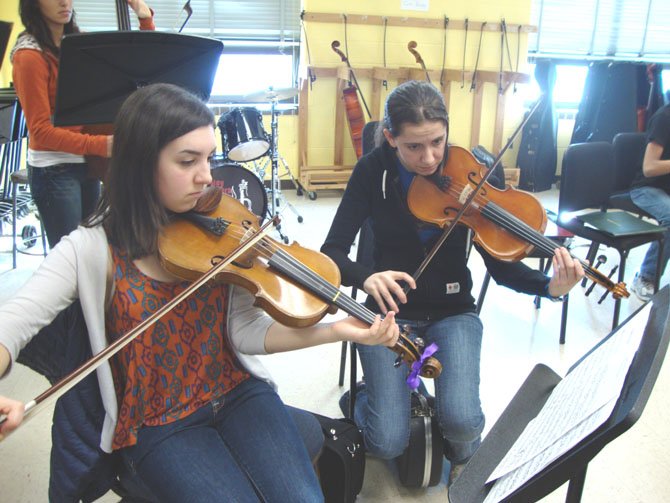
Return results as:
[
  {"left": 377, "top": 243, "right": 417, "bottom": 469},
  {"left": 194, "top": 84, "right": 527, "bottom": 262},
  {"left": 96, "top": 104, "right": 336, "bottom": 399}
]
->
[
  {"left": 74, "top": 0, "right": 301, "bottom": 43},
  {"left": 530, "top": 0, "right": 669, "bottom": 62}
]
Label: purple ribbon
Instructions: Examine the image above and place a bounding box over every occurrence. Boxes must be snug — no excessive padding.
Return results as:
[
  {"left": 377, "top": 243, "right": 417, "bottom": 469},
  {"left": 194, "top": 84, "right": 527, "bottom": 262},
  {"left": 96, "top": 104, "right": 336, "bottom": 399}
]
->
[{"left": 406, "top": 342, "right": 439, "bottom": 390}]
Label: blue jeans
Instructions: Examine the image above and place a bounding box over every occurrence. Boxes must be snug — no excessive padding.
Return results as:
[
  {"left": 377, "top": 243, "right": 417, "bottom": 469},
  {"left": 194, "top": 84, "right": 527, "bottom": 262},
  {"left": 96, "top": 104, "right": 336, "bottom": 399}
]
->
[
  {"left": 119, "top": 377, "right": 324, "bottom": 503},
  {"left": 630, "top": 186, "right": 670, "bottom": 282},
  {"left": 27, "top": 163, "right": 100, "bottom": 248},
  {"left": 354, "top": 312, "right": 485, "bottom": 464}
]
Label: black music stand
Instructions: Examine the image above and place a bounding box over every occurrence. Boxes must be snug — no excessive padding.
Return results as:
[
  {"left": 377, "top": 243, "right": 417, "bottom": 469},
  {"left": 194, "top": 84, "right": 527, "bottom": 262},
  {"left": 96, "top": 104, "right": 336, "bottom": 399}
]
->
[
  {"left": 53, "top": 31, "right": 223, "bottom": 127},
  {"left": 449, "top": 285, "right": 670, "bottom": 503},
  {"left": 0, "top": 20, "right": 12, "bottom": 70}
]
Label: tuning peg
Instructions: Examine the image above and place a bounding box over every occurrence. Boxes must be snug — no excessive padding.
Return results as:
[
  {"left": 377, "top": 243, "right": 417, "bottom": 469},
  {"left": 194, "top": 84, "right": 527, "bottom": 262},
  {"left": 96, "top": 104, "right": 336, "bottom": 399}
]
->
[
  {"left": 585, "top": 255, "right": 608, "bottom": 296},
  {"left": 598, "top": 265, "right": 619, "bottom": 304}
]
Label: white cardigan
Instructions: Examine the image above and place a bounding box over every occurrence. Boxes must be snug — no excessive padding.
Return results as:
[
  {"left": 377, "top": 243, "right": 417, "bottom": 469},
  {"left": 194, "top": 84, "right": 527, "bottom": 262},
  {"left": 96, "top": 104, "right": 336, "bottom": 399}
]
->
[{"left": 0, "top": 225, "right": 275, "bottom": 452}]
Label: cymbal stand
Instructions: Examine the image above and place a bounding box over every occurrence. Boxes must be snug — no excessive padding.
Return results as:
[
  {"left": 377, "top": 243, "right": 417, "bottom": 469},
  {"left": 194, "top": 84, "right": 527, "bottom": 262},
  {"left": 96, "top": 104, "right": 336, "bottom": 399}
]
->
[
  {"left": 266, "top": 98, "right": 304, "bottom": 243},
  {"left": 252, "top": 154, "right": 315, "bottom": 202}
]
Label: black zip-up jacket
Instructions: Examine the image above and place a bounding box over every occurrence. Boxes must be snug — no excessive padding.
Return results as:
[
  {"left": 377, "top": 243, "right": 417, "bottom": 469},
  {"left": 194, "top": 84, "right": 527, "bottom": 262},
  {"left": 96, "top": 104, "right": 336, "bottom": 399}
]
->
[{"left": 321, "top": 142, "right": 552, "bottom": 321}]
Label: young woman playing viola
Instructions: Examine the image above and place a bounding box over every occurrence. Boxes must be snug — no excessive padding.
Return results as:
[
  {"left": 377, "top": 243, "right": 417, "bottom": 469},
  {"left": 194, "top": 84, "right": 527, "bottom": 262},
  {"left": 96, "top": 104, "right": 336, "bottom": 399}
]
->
[
  {"left": 321, "top": 80, "right": 585, "bottom": 487},
  {"left": 10, "top": 0, "right": 155, "bottom": 248},
  {"left": 0, "top": 83, "right": 400, "bottom": 502}
]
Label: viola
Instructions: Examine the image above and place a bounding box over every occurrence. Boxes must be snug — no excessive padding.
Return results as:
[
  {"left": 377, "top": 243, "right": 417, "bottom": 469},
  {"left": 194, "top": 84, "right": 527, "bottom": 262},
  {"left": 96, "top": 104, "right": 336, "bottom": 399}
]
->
[
  {"left": 331, "top": 40, "right": 371, "bottom": 159},
  {"left": 159, "top": 191, "right": 443, "bottom": 377},
  {"left": 406, "top": 145, "right": 629, "bottom": 299}
]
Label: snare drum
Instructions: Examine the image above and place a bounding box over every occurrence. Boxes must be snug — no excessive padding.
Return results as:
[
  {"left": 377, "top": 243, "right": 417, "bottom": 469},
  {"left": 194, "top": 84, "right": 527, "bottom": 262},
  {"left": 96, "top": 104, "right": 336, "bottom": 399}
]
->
[
  {"left": 210, "top": 161, "right": 268, "bottom": 221},
  {"left": 217, "top": 107, "right": 270, "bottom": 162}
]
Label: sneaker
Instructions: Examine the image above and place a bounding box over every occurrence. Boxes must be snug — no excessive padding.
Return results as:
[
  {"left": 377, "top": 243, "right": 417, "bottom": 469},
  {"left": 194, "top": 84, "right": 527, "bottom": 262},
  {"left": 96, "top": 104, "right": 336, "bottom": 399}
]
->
[
  {"left": 631, "top": 273, "right": 654, "bottom": 302},
  {"left": 339, "top": 381, "right": 366, "bottom": 418}
]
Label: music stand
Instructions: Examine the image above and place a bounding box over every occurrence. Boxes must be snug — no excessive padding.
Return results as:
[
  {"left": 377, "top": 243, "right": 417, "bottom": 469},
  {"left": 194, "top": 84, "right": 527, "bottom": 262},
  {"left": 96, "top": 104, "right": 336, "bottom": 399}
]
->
[
  {"left": 449, "top": 285, "right": 670, "bottom": 503},
  {"left": 53, "top": 31, "right": 223, "bottom": 127},
  {"left": 0, "top": 20, "right": 12, "bottom": 70}
]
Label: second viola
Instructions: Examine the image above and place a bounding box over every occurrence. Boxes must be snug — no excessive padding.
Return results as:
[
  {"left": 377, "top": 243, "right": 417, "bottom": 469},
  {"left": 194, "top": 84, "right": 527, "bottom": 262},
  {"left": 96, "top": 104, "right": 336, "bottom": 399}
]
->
[{"left": 407, "top": 145, "right": 628, "bottom": 299}]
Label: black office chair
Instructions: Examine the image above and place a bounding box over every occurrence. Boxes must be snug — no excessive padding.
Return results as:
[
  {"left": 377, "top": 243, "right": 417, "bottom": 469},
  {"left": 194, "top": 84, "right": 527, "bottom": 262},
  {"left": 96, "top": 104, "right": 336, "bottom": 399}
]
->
[
  {"left": 555, "top": 141, "right": 666, "bottom": 330},
  {"left": 609, "top": 132, "right": 654, "bottom": 219}
]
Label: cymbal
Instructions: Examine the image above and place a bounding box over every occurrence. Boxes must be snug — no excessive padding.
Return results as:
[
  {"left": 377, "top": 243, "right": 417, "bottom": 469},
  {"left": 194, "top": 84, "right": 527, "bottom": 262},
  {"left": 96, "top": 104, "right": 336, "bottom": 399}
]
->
[{"left": 243, "top": 87, "right": 298, "bottom": 102}]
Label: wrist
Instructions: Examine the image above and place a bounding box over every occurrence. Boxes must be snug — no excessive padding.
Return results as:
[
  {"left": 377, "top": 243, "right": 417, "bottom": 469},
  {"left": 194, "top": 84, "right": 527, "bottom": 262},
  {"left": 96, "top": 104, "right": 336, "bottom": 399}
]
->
[
  {"left": 544, "top": 282, "right": 565, "bottom": 302},
  {"left": 325, "top": 322, "right": 343, "bottom": 344},
  {"left": 137, "top": 6, "right": 153, "bottom": 19}
]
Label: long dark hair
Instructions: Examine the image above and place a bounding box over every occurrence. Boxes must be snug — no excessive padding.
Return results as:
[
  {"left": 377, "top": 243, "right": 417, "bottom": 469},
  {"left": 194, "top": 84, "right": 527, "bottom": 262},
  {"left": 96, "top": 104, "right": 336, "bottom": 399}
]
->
[
  {"left": 380, "top": 80, "right": 449, "bottom": 141},
  {"left": 19, "top": 0, "right": 80, "bottom": 56},
  {"left": 86, "top": 83, "right": 215, "bottom": 259}
]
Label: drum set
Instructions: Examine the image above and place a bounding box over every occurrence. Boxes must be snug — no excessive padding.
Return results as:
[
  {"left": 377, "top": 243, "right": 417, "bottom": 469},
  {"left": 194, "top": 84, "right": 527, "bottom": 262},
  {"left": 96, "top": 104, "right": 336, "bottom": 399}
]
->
[{"left": 213, "top": 86, "right": 313, "bottom": 244}]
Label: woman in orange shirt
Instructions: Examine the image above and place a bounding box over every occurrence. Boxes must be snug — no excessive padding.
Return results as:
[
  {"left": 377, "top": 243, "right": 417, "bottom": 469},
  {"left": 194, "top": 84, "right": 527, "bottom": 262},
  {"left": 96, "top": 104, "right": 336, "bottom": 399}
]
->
[{"left": 10, "top": 0, "right": 154, "bottom": 248}]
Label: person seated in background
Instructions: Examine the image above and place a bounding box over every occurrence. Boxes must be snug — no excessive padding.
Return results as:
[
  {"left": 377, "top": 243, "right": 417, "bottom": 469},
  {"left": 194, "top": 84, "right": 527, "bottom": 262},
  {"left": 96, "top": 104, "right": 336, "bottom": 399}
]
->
[
  {"left": 0, "top": 83, "right": 401, "bottom": 502},
  {"left": 630, "top": 103, "right": 670, "bottom": 301},
  {"left": 320, "top": 80, "right": 584, "bottom": 487}
]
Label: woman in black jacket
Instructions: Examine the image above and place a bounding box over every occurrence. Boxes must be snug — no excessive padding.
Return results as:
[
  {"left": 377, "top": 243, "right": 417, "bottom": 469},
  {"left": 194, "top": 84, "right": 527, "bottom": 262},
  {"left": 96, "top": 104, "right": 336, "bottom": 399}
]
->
[{"left": 321, "top": 80, "right": 584, "bottom": 485}]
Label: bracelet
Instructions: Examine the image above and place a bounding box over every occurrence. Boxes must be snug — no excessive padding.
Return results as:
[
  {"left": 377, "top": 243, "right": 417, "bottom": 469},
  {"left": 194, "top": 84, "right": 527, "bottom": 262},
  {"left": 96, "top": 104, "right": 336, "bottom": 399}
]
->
[{"left": 547, "top": 293, "right": 565, "bottom": 302}]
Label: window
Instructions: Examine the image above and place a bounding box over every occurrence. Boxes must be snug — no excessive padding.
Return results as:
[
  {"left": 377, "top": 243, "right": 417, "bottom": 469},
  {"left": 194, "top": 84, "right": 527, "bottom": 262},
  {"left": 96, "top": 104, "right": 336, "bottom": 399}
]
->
[
  {"left": 73, "top": 0, "right": 301, "bottom": 102},
  {"left": 519, "top": 64, "right": 589, "bottom": 110},
  {"left": 530, "top": 0, "right": 670, "bottom": 62},
  {"left": 553, "top": 66, "right": 589, "bottom": 107}
]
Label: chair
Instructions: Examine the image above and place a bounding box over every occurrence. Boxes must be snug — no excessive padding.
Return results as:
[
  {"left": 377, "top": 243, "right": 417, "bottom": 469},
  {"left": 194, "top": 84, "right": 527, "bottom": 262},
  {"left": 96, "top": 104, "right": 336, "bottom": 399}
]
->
[
  {"left": 476, "top": 214, "right": 574, "bottom": 343},
  {"left": 337, "top": 121, "right": 379, "bottom": 416},
  {"left": 472, "top": 146, "right": 574, "bottom": 342},
  {"left": 10, "top": 168, "right": 48, "bottom": 268},
  {"left": 0, "top": 100, "right": 47, "bottom": 268},
  {"left": 609, "top": 132, "right": 654, "bottom": 219},
  {"left": 17, "top": 300, "right": 325, "bottom": 502},
  {"left": 555, "top": 141, "right": 666, "bottom": 330}
]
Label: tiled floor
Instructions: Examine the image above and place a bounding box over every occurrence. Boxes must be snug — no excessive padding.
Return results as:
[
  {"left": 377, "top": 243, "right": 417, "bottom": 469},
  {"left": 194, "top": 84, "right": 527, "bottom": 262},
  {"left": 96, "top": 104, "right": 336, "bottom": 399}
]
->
[{"left": 0, "top": 185, "right": 668, "bottom": 502}]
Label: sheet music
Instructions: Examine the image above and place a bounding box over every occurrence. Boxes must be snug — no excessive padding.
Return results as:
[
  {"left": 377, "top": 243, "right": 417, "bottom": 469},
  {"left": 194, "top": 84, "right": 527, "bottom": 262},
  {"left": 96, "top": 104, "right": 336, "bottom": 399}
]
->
[{"left": 483, "top": 303, "right": 652, "bottom": 503}]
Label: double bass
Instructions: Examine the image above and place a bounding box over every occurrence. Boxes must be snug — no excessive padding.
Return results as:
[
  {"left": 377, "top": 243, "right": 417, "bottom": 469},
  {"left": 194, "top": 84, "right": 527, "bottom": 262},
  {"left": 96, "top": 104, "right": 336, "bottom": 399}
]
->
[{"left": 83, "top": 0, "right": 134, "bottom": 181}]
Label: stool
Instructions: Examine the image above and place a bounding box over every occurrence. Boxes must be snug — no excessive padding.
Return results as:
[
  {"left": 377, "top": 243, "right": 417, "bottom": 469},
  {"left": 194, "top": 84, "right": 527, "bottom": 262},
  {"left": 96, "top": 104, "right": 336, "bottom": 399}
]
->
[{"left": 11, "top": 168, "right": 47, "bottom": 268}]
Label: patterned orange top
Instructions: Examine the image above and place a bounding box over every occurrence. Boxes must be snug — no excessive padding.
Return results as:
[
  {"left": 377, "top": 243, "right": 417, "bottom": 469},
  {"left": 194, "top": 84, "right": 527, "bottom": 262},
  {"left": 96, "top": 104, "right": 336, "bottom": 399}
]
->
[{"left": 106, "top": 246, "right": 249, "bottom": 449}]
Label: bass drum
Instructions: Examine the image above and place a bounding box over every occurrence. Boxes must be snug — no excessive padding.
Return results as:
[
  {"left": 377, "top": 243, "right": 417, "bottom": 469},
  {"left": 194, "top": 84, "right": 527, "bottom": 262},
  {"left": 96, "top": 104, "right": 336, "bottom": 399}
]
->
[
  {"left": 210, "top": 161, "right": 268, "bottom": 221},
  {"left": 217, "top": 107, "right": 270, "bottom": 162}
]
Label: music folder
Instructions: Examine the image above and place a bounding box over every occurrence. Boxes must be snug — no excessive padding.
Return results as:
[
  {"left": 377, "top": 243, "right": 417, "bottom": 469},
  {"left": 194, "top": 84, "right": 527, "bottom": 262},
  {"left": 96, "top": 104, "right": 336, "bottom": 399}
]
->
[
  {"left": 576, "top": 210, "right": 666, "bottom": 237},
  {"left": 53, "top": 31, "right": 223, "bottom": 127}
]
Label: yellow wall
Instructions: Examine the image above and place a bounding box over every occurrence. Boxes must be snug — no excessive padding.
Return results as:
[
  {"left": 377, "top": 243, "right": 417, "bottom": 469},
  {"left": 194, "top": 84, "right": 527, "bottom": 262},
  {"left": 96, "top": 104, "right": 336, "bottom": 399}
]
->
[
  {"left": 301, "top": 0, "right": 534, "bottom": 171},
  {"left": 2, "top": 0, "right": 575, "bottom": 184}
]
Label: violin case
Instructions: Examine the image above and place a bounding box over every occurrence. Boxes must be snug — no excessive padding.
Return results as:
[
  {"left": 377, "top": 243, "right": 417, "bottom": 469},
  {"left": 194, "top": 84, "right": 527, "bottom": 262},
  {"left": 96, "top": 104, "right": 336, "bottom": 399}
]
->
[
  {"left": 312, "top": 413, "right": 365, "bottom": 503},
  {"left": 395, "top": 391, "right": 444, "bottom": 488}
]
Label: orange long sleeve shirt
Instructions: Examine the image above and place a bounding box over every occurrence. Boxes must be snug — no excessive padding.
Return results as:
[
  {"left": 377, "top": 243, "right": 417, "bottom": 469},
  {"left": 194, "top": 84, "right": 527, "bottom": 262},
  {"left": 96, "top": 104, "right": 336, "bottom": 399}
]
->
[{"left": 11, "top": 16, "right": 155, "bottom": 158}]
